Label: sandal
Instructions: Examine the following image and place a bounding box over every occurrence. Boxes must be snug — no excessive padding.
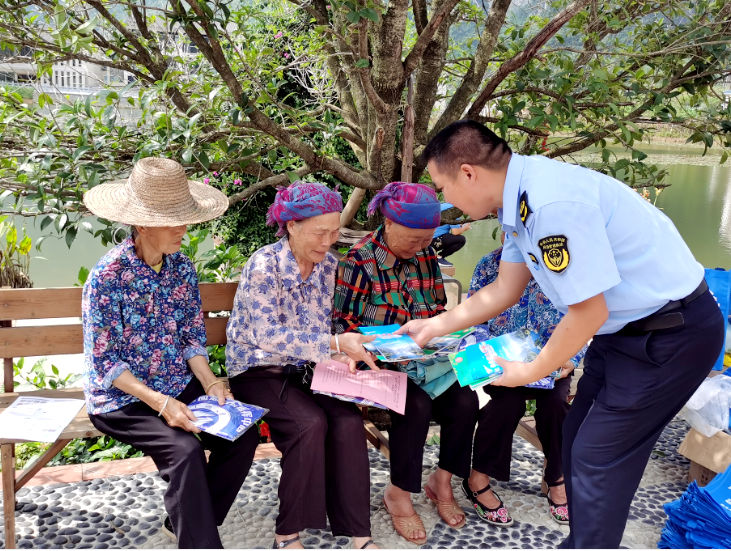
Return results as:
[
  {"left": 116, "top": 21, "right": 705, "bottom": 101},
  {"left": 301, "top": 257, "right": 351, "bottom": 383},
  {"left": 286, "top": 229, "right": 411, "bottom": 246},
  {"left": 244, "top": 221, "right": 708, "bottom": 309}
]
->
[
  {"left": 357, "top": 539, "right": 377, "bottom": 549},
  {"left": 461, "top": 478, "right": 513, "bottom": 527},
  {"left": 543, "top": 478, "right": 570, "bottom": 525},
  {"left": 424, "top": 484, "right": 466, "bottom": 529},
  {"left": 273, "top": 535, "right": 302, "bottom": 549},
  {"left": 382, "top": 498, "right": 428, "bottom": 545}
]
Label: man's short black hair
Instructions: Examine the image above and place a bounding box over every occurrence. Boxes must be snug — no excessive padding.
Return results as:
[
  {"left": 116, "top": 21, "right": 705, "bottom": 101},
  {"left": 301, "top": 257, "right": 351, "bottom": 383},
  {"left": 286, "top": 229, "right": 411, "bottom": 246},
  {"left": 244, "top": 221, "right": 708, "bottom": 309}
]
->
[{"left": 424, "top": 119, "right": 512, "bottom": 175}]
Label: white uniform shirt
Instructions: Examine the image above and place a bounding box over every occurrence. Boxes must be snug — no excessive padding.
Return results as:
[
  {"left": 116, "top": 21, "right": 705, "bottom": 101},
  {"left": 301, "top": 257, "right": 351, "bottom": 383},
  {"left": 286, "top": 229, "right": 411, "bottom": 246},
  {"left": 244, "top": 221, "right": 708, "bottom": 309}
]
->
[{"left": 499, "top": 154, "right": 704, "bottom": 334}]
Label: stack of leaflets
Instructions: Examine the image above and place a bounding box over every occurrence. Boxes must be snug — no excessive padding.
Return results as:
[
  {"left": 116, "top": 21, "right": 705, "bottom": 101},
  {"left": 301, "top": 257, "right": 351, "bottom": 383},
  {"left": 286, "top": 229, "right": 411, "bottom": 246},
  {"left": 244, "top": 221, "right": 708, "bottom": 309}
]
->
[
  {"left": 358, "top": 324, "right": 474, "bottom": 361},
  {"left": 449, "top": 329, "right": 556, "bottom": 390},
  {"left": 659, "top": 464, "right": 731, "bottom": 548},
  {"left": 310, "top": 359, "right": 408, "bottom": 414},
  {"left": 188, "top": 396, "right": 268, "bottom": 441}
]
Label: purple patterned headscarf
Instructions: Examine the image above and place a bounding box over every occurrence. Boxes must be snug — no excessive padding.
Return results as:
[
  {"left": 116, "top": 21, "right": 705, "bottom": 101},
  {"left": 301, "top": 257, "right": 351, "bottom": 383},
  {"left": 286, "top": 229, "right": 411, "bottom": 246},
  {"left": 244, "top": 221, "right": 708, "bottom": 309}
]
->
[
  {"left": 266, "top": 181, "right": 343, "bottom": 237},
  {"left": 367, "top": 182, "right": 440, "bottom": 229}
]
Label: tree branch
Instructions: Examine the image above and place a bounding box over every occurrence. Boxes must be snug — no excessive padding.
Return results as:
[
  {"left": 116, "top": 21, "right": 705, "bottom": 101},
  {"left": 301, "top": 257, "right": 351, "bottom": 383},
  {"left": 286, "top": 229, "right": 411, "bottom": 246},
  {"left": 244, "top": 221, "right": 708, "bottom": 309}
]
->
[
  {"left": 467, "top": 0, "right": 592, "bottom": 119},
  {"left": 402, "top": 0, "right": 460, "bottom": 81}
]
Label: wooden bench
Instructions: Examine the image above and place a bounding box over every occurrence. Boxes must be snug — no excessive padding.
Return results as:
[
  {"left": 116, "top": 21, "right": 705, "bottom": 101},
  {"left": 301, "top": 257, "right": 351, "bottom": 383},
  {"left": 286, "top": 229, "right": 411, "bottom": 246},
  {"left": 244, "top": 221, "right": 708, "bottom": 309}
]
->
[{"left": 0, "top": 282, "right": 547, "bottom": 547}]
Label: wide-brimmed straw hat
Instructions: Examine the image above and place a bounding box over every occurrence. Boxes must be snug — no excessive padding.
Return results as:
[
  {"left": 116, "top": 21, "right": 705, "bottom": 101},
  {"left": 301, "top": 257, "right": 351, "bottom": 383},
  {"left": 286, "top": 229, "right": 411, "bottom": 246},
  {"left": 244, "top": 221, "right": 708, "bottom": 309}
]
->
[{"left": 83, "top": 157, "right": 229, "bottom": 226}]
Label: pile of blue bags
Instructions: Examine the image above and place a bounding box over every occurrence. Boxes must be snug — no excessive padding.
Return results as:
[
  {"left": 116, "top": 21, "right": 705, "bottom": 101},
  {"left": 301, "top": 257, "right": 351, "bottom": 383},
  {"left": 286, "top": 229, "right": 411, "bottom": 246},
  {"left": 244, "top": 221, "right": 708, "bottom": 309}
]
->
[{"left": 659, "top": 464, "right": 731, "bottom": 548}]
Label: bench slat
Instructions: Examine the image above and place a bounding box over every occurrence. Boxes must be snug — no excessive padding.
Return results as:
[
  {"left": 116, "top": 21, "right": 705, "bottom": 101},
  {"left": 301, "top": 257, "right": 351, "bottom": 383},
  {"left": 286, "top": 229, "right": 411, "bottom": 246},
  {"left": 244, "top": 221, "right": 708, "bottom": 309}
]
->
[
  {"left": 1, "top": 318, "right": 230, "bottom": 359},
  {"left": 199, "top": 282, "right": 238, "bottom": 311},
  {"left": 205, "top": 317, "right": 229, "bottom": 346},
  {"left": 1, "top": 325, "right": 84, "bottom": 357},
  {"left": 0, "top": 288, "right": 83, "bottom": 320},
  {"left": 0, "top": 283, "right": 237, "bottom": 323}
]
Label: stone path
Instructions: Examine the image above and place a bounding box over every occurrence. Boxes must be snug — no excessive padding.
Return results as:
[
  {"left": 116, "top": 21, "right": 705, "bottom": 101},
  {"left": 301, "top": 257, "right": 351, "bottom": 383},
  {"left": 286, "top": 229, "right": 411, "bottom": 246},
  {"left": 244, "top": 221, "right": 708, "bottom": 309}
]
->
[{"left": 4, "top": 420, "right": 691, "bottom": 549}]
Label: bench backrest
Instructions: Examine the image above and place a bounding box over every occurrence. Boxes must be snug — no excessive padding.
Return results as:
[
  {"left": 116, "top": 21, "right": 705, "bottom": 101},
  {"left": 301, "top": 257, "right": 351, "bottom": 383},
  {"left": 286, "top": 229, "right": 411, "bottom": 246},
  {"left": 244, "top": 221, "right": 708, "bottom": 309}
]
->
[{"left": 0, "top": 282, "right": 238, "bottom": 393}]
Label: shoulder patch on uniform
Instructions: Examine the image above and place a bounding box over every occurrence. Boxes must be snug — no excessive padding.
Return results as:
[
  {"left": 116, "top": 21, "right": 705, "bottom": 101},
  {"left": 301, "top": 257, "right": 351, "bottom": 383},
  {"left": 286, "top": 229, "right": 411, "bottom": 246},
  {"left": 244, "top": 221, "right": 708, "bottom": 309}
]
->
[
  {"left": 528, "top": 252, "right": 538, "bottom": 265},
  {"left": 538, "top": 235, "right": 570, "bottom": 273},
  {"left": 519, "top": 191, "right": 532, "bottom": 225}
]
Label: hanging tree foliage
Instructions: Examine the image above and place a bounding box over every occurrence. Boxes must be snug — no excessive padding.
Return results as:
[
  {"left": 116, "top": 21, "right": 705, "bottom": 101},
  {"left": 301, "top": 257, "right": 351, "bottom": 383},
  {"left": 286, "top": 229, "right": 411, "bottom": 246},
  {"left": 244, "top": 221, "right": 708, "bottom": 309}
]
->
[{"left": 0, "top": 0, "right": 729, "bottom": 243}]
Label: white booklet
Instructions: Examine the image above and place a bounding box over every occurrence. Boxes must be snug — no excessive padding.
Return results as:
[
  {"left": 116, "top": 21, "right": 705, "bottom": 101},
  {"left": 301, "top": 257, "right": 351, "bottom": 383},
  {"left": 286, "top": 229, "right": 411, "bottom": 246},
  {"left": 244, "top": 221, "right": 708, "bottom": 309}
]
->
[{"left": 0, "top": 396, "right": 85, "bottom": 442}]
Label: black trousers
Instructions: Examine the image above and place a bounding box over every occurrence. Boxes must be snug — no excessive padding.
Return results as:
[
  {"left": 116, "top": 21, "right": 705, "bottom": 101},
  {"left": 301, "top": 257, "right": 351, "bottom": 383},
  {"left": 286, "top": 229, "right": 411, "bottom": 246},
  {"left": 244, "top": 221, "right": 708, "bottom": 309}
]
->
[
  {"left": 389, "top": 378, "right": 478, "bottom": 493},
  {"left": 229, "top": 370, "right": 371, "bottom": 537},
  {"left": 561, "top": 288, "right": 724, "bottom": 548},
  {"left": 89, "top": 378, "right": 258, "bottom": 549},
  {"left": 473, "top": 375, "right": 571, "bottom": 485},
  {"left": 431, "top": 233, "right": 466, "bottom": 258}
]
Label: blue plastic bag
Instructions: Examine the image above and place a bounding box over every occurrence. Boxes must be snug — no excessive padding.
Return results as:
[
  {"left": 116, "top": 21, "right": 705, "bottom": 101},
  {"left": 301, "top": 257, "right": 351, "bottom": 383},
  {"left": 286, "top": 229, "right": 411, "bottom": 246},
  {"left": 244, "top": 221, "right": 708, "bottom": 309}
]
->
[{"left": 705, "top": 268, "right": 731, "bottom": 371}]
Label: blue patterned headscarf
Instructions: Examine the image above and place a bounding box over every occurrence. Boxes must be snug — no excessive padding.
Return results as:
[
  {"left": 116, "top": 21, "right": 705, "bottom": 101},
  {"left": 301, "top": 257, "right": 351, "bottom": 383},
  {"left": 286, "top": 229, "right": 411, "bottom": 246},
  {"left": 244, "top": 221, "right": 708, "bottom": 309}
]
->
[
  {"left": 367, "top": 182, "right": 440, "bottom": 229},
  {"left": 266, "top": 181, "right": 343, "bottom": 237}
]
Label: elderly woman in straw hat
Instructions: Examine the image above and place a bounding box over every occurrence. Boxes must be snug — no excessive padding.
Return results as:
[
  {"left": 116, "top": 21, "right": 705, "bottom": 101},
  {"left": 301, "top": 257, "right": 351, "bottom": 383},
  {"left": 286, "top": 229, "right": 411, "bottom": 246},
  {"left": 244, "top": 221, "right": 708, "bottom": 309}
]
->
[
  {"left": 81, "top": 157, "right": 258, "bottom": 549},
  {"left": 225, "top": 182, "right": 379, "bottom": 550}
]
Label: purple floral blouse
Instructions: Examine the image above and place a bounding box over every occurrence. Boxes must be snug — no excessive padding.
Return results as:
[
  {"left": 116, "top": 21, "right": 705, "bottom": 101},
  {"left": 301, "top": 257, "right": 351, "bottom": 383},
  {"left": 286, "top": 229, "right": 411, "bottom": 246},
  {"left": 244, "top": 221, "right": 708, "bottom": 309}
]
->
[
  {"left": 225, "top": 237, "right": 334, "bottom": 375},
  {"left": 82, "top": 237, "right": 208, "bottom": 414}
]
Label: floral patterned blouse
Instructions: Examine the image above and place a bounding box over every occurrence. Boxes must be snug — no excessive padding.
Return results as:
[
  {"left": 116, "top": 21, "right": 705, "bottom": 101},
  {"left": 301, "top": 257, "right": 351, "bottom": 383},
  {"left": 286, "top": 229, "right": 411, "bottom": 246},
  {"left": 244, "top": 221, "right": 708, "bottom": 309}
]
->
[
  {"left": 225, "top": 237, "right": 334, "bottom": 375},
  {"left": 468, "top": 246, "right": 586, "bottom": 368},
  {"left": 82, "top": 237, "right": 208, "bottom": 414}
]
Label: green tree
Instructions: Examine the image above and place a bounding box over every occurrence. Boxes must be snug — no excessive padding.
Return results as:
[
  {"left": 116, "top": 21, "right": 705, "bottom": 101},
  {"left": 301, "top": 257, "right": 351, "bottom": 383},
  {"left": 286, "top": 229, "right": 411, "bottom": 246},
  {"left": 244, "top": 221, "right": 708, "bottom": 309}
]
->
[{"left": 0, "top": 0, "right": 729, "bottom": 243}]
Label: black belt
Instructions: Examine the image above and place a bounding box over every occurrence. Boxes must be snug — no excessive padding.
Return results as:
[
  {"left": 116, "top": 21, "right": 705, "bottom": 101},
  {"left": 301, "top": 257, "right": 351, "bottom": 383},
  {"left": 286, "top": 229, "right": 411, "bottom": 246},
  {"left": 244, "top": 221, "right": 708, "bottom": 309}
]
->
[{"left": 618, "top": 279, "right": 708, "bottom": 335}]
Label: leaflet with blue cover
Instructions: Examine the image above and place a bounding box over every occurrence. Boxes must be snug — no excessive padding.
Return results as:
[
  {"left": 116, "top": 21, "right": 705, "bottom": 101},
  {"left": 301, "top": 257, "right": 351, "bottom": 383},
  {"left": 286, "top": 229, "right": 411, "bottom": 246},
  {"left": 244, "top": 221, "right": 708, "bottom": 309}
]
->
[
  {"left": 188, "top": 396, "right": 268, "bottom": 441},
  {"left": 448, "top": 329, "right": 554, "bottom": 390},
  {"left": 357, "top": 325, "right": 475, "bottom": 361}
]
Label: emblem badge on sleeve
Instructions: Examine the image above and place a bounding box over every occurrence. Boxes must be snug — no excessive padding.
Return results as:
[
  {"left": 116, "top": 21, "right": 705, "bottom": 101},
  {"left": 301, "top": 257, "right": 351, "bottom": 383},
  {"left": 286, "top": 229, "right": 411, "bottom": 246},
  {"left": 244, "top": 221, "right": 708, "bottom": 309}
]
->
[{"left": 538, "top": 235, "right": 570, "bottom": 273}]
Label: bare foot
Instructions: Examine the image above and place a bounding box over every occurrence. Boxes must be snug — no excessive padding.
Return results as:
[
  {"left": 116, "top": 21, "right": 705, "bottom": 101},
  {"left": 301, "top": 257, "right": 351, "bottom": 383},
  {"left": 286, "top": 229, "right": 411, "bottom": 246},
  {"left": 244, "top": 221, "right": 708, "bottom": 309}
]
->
[
  {"left": 383, "top": 484, "right": 426, "bottom": 543},
  {"left": 548, "top": 482, "right": 567, "bottom": 504},
  {"left": 425, "top": 468, "right": 465, "bottom": 527},
  {"left": 467, "top": 471, "right": 501, "bottom": 509}
]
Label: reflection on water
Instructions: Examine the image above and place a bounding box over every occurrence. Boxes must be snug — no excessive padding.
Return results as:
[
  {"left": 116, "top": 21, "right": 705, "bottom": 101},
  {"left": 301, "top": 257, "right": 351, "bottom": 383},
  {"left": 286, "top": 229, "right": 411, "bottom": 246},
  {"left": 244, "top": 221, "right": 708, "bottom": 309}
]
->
[{"left": 450, "top": 144, "right": 731, "bottom": 287}]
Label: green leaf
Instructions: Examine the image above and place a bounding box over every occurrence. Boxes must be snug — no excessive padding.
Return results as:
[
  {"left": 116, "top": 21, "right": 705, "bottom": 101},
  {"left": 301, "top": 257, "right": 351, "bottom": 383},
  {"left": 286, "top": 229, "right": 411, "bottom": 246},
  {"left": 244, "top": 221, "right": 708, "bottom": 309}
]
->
[
  {"left": 346, "top": 10, "right": 361, "bottom": 24},
  {"left": 197, "top": 150, "right": 210, "bottom": 170},
  {"left": 631, "top": 149, "right": 647, "bottom": 161},
  {"left": 360, "top": 8, "right": 379, "bottom": 22},
  {"left": 355, "top": 58, "right": 370, "bottom": 68},
  {"left": 56, "top": 213, "right": 68, "bottom": 232},
  {"left": 75, "top": 18, "right": 96, "bottom": 36},
  {"left": 721, "top": 151, "right": 728, "bottom": 164},
  {"left": 64, "top": 226, "right": 77, "bottom": 248},
  {"left": 77, "top": 266, "right": 90, "bottom": 285}
]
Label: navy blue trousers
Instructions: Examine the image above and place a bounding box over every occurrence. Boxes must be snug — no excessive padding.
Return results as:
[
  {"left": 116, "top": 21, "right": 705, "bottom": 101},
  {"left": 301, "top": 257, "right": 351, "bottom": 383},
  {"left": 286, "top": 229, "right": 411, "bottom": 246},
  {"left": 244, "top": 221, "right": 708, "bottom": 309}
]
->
[{"left": 561, "top": 289, "right": 724, "bottom": 548}]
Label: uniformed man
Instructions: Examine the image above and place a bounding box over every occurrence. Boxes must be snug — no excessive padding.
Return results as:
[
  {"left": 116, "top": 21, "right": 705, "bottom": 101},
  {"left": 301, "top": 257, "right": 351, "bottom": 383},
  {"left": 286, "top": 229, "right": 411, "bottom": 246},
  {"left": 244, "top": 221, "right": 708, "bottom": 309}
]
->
[{"left": 400, "top": 119, "right": 724, "bottom": 548}]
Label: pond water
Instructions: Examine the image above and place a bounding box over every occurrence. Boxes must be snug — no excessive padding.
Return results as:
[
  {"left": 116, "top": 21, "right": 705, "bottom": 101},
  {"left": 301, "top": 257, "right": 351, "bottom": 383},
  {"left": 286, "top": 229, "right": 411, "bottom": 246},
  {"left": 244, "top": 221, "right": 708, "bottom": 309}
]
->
[{"left": 6, "top": 142, "right": 731, "bottom": 290}]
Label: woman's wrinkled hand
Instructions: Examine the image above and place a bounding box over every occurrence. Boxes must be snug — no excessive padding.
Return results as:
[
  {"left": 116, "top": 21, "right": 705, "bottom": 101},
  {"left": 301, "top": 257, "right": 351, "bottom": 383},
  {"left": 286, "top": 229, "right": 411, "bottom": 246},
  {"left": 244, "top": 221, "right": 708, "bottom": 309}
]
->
[
  {"left": 206, "top": 379, "right": 233, "bottom": 405},
  {"left": 337, "top": 332, "right": 379, "bottom": 371},
  {"left": 160, "top": 396, "right": 200, "bottom": 433}
]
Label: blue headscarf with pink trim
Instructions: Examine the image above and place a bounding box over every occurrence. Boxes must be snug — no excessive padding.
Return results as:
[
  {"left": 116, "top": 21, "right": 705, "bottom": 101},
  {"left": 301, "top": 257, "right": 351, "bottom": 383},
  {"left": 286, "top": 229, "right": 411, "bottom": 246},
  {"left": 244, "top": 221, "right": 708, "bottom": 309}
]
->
[
  {"left": 266, "top": 181, "right": 343, "bottom": 237},
  {"left": 367, "top": 182, "right": 440, "bottom": 229}
]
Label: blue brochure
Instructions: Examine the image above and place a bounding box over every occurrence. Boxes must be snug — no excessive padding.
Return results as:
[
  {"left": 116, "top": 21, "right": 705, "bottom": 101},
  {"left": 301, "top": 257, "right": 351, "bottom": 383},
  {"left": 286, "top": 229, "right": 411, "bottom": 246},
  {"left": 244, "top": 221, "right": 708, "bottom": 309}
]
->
[
  {"left": 188, "top": 396, "right": 268, "bottom": 441},
  {"left": 357, "top": 325, "right": 475, "bottom": 361},
  {"left": 449, "top": 329, "right": 551, "bottom": 389}
]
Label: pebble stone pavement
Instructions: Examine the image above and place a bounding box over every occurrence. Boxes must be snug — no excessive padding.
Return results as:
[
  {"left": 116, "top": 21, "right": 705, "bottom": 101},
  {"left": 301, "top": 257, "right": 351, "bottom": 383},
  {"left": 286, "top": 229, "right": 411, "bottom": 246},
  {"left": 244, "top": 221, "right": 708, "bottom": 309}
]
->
[{"left": 4, "top": 419, "right": 692, "bottom": 549}]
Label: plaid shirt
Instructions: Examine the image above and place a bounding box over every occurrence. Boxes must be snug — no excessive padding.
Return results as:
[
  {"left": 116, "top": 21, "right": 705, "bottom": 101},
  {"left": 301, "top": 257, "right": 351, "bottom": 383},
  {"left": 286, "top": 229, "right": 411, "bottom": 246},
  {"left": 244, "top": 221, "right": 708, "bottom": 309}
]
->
[{"left": 333, "top": 226, "right": 446, "bottom": 333}]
